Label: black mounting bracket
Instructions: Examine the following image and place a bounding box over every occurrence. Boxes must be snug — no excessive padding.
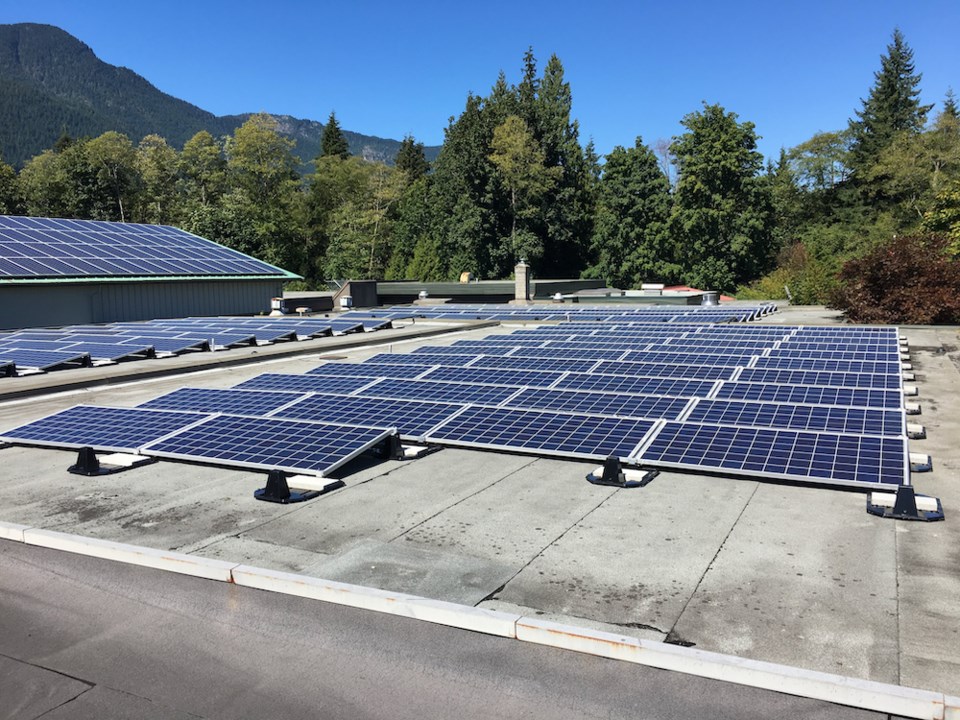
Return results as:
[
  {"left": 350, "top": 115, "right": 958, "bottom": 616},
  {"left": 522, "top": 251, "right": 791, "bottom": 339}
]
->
[
  {"left": 866, "top": 484, "right": 944, "bottom": 522},
  {"left": 254, "top": 469, "right": 324, "bottom": 504},
  {"left": 586, "top": 457, "right": 658, "bottom": 488},
  {"left": 67, "top": 446, "right": 156, "bottom": 476}
]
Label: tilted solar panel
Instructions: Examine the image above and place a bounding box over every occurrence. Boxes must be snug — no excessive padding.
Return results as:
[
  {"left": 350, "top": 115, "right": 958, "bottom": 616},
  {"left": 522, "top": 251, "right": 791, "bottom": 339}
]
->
[
  {"left": 358, "top": 378, "right": 521, "bottom": 405},
  {"left": 505, "top": 388, "right": 690, "bottom": 420},
  {"left": 138, "top": 388, "right": 307, "bottom": 416},
  {"left": 306, "top": 362, "right": 431, "bottom": 379},
  {"left": 637, "top": 422, "right": 907, "bottom": 487},
  {"left": 0, "top": 216, "right": 289, "bottom": 279},
  {"left": 426, "top": 406, "right": 656, "bottom": 461},
  {"left": 233, "top": 373, "right": 379, "bottom": 395},
  {"left": 713, "top": 382, "right": 903, "bottom": 410}
]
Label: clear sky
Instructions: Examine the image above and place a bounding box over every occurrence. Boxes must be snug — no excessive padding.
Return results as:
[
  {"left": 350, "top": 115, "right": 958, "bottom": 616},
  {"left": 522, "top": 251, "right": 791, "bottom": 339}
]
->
[{"left": 3, "top": 0, "right": 957, "bottom": 161}]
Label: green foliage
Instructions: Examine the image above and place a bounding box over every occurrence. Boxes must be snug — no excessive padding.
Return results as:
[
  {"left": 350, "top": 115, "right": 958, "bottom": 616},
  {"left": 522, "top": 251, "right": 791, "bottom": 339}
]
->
[
  {"left": 588, "top": 137, "right": 675, "bottom": 287},
  {"left": 831, "top": 234, "right": 960, "bottom": 324},
  {"left": 0, "top": 154, "right": 22, "bottom": 213},
  {"left": 395, "top": 135, "right": 430, "bottom": 181},
  {"left": 848, "top": 29, "right": 932, "bottom": 175},
  {"left": 320, "top": 112, "right": 350, "bottom": 160},
  {"left": 736, "top": 243, "right": 838, "bottom": 305},
  {"left": 669, "top": 103, "right": 774, "bottom": 291}
]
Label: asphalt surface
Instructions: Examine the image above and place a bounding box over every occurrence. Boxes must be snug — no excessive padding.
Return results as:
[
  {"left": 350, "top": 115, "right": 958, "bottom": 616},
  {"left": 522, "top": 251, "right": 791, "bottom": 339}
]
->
[{"left": 0, "top": 541, "right": 882, "bottom": 720}]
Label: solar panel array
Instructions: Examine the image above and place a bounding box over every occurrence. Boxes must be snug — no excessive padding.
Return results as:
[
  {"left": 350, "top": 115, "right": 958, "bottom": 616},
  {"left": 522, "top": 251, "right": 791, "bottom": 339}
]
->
[
  {"left": 0, "top": 315, "right": 393, "bottom": 376},
  {"left": 0, "top": 303, "right": 923, "bottom": 489},
  {"left": 0, "top": 216, "right": 290, "bottom": 279}
]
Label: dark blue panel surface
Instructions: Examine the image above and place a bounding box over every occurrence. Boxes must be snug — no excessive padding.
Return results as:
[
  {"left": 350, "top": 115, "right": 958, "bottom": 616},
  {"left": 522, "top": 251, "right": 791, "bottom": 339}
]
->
[
  {"left": 714, "top": 382, "right": 902, "bottom": 409},
  {"left": 275, "top": 393, "right": 462, "bottom": 437},
  {"left": 359, "top": 378, "right": 520, "bottom": 405},
  {"left": 138, "top": 388, "right": 306, "bottom": 416},
  {"left": 306, "top": 362, "right": 431, "bottom": 379},
  {"left": 555, "top": 373, "right": 715, "bottom": 398},
  {"left": 506, "top": 388, "right": 689, "bottom": 420},
  {"left": 685, "top": 399, "right": 904, "bottom": 437},
  {"left": 233, "top": 373, "right": 377, "bottom": 395}
]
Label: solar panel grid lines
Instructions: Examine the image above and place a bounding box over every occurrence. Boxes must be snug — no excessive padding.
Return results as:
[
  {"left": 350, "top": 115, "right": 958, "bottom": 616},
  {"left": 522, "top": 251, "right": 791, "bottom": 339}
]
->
[
  {"left": 137, "top": 387, "right": 312, "bottom": 416},
  {"left": 0, "top": 216, "right": 287, "bottom": 279},
  {"left": 713, "top": 381, "right": 904, "bottom": 410},
  {"left": 617, "top": 350, "right": 759, "bottom": 368},
  {"left": 0, "top": 349, "right": 92, "bottom": 370},
  {"left": 470, "top": 355, "right": 602, "bottom": 374},
  {"left": 0, "top": 404, "right": 213, "bottom": 452},
  {"left": 503, "top": 387, "right": 693, "bottom": 421},
  {"left": 417, "top": 365, "right": 567, "bottom": 389},
  {"left": 635, "top": 421, "right": 908, "bottom": 487},
  {"left": 737, "top": 367, "right": 903, "bottom": 390},
  {"left": 753, "top": 357, "right": 904, "bottom": 374},
  {"left": 306, "top": 362, "right": 434, "bottom": 379},
  {"left": 589, "top": 360, "right": 737, "bottom": 381},
  {"left": 508, "top": 346, "right": 631, "bottom": 362},
  {"left": 366, "top": 352, "right": 478, "bottom": 367},
  {"left": 423, "top": 405, "right": 658, "bottom": 462},
  {"left": 770, "top": 348, "right": 903, "bottom": 361},
  {"left": 141, "top": 414, "right": 396, "bottom": 477},
  {"left": 59, "top": 342, "right": 155, "bottom": 361},
  {"left": 270, "top": 393, "right": 464, "bottom": 439},
  {"left": 555, "top": 372, "right": 720, "bottom": 399},
  {"left": 357, "top": 378, "right": 524, "bottom": 406},
  {"left": 232, "top": 373, "right": 383, "bottom": 396},
  {"left": 683, "top": 398, "right": 906, "bottom": 437}
]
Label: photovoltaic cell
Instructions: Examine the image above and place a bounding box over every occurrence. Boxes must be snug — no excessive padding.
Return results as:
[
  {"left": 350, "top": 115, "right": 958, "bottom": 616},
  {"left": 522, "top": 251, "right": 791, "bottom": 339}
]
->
[
  {"left": 590, "top": 360, "right": 736, "bottom": 381},
  {"left": 737, "top": 367, "right": 901, "bottom": 390},
  {"left": 232, "top": 373, "right": 378, "bottom": 395},
  {"left": 637, "top": 422, "right": 907, "bottom": 487},
  {"left": 142, "top": 414, "right": 393, "bottom": 477},
  {"left": 713, "top": 382, "right": 903, "bottom": 410},
  {"left": 555, "top": 373, "right": 716, "bottom": 398},
  {"left": 753, "top": 357, "right": 902, "bottom": 374},
  {"left": 306, "top": 362, "right": 431, "bottom": 379},
  {"left": 0, "top": 405, "right": 209, "bottom": 451},
  {"left": 138, "top": 388, "right": 307, "bottom": 416},
  {"left": 418, "top": 365, "right": 564, "bottom": 388},
  {"left": 358, "top": 378, "right": 520, "bottom": 405},
  {"left": 684, "top": 398, "right": 904, "bottom": 437},
  {"left": 505, "top": 388, "right": 689, "bottom": 420},
  {"left": 426, "top": 406, "right": 656, "bottom": 461},
  {"left": 0, "top": 216, "right": 289, "bottom": 279},
  {"left": 274, "top": 393, "right": 463, "bottom": 437}
]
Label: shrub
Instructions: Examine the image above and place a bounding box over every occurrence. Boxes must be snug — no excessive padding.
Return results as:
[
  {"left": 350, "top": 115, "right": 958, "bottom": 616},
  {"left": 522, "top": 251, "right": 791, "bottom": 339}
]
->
[{"left": 830, "top": 234, "right": 960, "bottom": 324}]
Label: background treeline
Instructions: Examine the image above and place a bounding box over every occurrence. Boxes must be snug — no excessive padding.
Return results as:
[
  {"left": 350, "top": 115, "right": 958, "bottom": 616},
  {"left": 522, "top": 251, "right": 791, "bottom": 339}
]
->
[{"left": 1, "top": 33, "right": 958, "bottom": 318}]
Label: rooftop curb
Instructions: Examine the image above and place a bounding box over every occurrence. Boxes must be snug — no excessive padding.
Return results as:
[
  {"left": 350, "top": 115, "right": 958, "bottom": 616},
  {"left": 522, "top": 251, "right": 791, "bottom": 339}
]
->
[{"left": 1, "top": 519, "right": 955, "bottom": 719}]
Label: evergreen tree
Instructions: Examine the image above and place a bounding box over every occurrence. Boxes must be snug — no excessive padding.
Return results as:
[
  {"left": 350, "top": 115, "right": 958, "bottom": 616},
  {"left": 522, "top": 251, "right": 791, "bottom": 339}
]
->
[
  {"left": 848, "top": 29, "right": 933, "bottom": 174},
  {"left": 588, "top": 138, "right": 675, "bottom": 288},
  {"left": 395, "top": 135, "right": 429, "bottom": 181},
  {"left": 943, "top": 88, "right": 959, "bottom": 120},
  {"left": 669, "top": 103, "right": 774, "bottom": 291},
  {"left": 0, "top": 154, "right": 20, "bottom": 214},
  {"left": 320, "top": 111, "right": 350, "bottom": 159}
]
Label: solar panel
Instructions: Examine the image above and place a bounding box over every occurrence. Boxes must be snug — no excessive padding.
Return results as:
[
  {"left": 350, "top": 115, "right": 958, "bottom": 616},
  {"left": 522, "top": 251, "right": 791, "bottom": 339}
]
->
[
  {"left": 425, "top": 406, "right": 656, "bottom": 461},
  {"left": 0, "top": 405, "right": 209, "bottom": 451},
  {"left": 117, "top": 336, "right": 210, "bottom": 354},
  {"left": 617, "top": 350, "right": 757, "bottom": 367},
  {"left": 61, "top": 342, "right": 155, "bottom": 361},
  {"left": 358, "top": 378, "right": 521, "bottom": 405},
  {"left": 273, "top": 393, "right": 463, "bottom": 438},
  {"left": 470, "top": 355, "right": 601, "bottom": 374},
  {"left": 590, "top": 360, "right": 737, "bottom": 381},
  {"left": 753, "top": 357, "right": 902, "bottom": 374},
  {"left": 505, "top": 388, "right": 690, "bottom": 420},
  {"left": 508, "top": 346, "right": 629, "bottom": 362},
  {"left": 713, "top": 382, "right": 903, "bottom": 410},
  {"left": 0, "top": 216, "right": 290, "bottom": 279},
  {"left": 142, "top": 415, "right": 394, "bottom": 477},
  {"left": 736, "top": 367, "right": 902, "bottom": 390},
  {"left": 554, "top": 373, "right": 717, "bottom": 398},
  {"left": 306, "top": 362, "right": 431, "bottom": 379},
  {"left": 684, "top": 399, "right": 905, "bottom": 437},
  {"left": 138, "top": 388, "right": 307, "bottom": 416},
  {"left": 233, "top": 373, "right": 379, "bottom": 394},
  {"left": 637, "top": 422, "right": 908, "bottom": 487},
  {"left": 0, "top": 349, "right": 91, "bottom": 371},
  {"left": 770, "top": 348, "right": 902, "bottom": 361},
  {"left": 367, "top": 352, "right": 477, "bottom": 367},
  {"left": 418, "top": 365, "right": 564, "bottom": 389}
]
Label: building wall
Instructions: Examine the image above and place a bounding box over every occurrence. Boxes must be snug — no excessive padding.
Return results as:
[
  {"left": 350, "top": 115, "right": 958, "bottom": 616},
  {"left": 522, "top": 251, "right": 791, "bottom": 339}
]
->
[{"left": 0, "top": 279, "right": 284, "bottom": 330}]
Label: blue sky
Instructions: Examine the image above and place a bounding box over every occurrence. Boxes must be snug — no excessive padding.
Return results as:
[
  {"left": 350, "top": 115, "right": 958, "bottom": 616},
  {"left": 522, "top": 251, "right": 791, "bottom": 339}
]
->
[{"left": 3, "top": 0, "right": 957, "bottom": 161}]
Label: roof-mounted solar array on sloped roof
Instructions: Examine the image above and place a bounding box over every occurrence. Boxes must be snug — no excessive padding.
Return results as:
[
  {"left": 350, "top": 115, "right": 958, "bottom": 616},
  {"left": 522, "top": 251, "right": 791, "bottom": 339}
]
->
[{"left": 0, "top": 216, "right": 293, "bottom": 279}]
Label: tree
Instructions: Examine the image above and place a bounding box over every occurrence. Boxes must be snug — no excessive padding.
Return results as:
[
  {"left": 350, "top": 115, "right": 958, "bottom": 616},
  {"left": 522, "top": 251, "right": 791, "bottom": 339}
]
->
[
  {"left": 320, "top": 111, "right": 350, "bottom": 159},
  {"left": 179, "top": 130, "right": 227, "bottom": 208},
  {"left": 395, "top": 135, "right": 429, "bottom": 181},
  {"left": 669, "top": 103, "right": 774, "bottom": 291},
  {"left": 943, "top": 88, "right": 959, "bottom": 120},
  {"left": 848, "top": 29, "right": 932, "bottom": 174},
  {"left": 0, "top": 154, "right": 20, "bottom": 214},
  {"left": 588, "top": 137, "right": 675, "bottom": 288},
  {"left": 135, "top": 134, "right": 179, "bottom": 224},
  {"left": 489, "top": 115, "right": 559, "bottom": 264},
  {"left": 789, "top": 131, "right": 852, "bottom": 190},
  {"left": 226, "top": 114, "right": 299, "bottom": 207},
  {"left": 85, "top": 131, "right": 139, "bottom": 221}
]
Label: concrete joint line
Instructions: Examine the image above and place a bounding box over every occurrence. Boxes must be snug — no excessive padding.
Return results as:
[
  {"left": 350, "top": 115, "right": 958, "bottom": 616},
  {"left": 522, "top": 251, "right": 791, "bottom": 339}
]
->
[{"left": 3, "top": 523, "right": 957, "bottom": 719}]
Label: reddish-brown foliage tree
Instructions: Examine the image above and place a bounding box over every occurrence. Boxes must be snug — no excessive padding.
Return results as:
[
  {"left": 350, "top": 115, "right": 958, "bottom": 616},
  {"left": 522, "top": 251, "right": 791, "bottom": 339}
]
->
[{"left": 831, "top": 234, "right": 960, "bottom": 324}]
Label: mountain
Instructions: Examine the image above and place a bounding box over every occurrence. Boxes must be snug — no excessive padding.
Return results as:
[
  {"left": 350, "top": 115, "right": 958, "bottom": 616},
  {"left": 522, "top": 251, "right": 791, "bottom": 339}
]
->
[{"left": 0, "top": 23, "right": 440, "bottom": 169}]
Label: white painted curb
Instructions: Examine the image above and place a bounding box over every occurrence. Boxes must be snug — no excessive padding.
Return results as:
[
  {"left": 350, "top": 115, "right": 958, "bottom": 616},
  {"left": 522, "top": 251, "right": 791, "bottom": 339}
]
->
[
  {"left": 232, "top": 564, "right": 520, "bottom": 638},
  {"left": 0, "top": 520, "right": 29, "bottom": 542},
  {"left": 946, "top": 696, "right": 960, "bottom": 720},
  {"left": 22, "top": 528, "right": 237, "bottom": 581},
  {"left": 516, "top": 617, "right": 948, "bottom": 719}
]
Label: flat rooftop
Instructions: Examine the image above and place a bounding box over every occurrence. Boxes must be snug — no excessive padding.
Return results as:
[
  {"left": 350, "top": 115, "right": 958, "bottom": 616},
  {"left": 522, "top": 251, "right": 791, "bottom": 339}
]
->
[{"left": 0, "top": 305, "right": 957, "bottom": 698}]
